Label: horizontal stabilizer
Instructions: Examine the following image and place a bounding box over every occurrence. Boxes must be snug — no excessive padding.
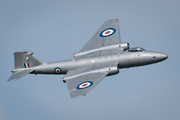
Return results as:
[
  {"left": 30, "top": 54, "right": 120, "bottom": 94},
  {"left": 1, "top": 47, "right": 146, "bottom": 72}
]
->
[{"left": 7, "top": 68, "right": 34, "bottom": 82}]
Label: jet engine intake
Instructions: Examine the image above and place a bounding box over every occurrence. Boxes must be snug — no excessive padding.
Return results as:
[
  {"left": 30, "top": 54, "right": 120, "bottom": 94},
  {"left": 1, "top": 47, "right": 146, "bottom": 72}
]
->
[
  {"left": 119, "top": 43, "right": 130, "bottom": 51},
  {"left": 107, "top": 66, "right": 119, "bottom": 76}
]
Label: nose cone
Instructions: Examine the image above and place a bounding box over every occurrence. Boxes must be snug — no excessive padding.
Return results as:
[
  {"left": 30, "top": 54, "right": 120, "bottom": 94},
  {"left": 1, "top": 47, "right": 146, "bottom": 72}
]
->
[
  {"left": 163, "top": 54, "right": 168, "bottom": 60},
  {"left": 159, "top": 53, "right": 168, "bottom": 60},
  {"left": 154, "top": 53, "right": 168, "bottom": 61}
]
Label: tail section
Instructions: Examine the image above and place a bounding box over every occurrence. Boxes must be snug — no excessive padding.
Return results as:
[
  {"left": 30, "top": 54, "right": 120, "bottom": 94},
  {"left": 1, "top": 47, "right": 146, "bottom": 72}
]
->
[
  {"left": 8, "top": 51, "right": 43, "bottom": 82},
  {"left": 14, "top": 51, "right": 43, "bottom": 69}
]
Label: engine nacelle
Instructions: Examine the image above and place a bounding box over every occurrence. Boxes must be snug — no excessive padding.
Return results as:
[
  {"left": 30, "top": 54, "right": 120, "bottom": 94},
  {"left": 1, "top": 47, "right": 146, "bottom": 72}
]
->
[
  {"left": 119, "top": 43, "right": 130, "bottom": 51},
  {"left": 63, "top": 66, "right": 119, "bottom": 83},
  {"left": 74, "top": 43, "right": 130, "bottom": 57},
  {"left": 107, "top": 67, "right": 119, "bottom": 76},
  {"left": 91, "top": 66, "right": 119, "bottom": 76}
]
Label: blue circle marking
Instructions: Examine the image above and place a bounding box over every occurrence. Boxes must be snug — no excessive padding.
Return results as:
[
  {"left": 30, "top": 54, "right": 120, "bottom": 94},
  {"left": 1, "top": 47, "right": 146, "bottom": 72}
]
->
[
  {"left": 54, "top": 67, "right": 61, "bottom": 74},
  {"left": 77, "top": 81, "right": 93, "bottom": 89},
  {"left": 100, "top": 28, "right": 116, "bottom": 37}
]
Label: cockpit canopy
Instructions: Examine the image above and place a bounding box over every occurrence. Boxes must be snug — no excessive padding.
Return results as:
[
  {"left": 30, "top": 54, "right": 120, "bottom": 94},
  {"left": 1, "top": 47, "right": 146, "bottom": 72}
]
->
[{"left": 128, "top": 47, "right": 145, "bottom": 52}]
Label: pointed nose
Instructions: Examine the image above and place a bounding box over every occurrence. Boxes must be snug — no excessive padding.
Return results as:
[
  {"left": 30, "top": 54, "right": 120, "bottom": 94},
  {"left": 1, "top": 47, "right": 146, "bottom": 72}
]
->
[
  {"left": 160, "top": 53, "right": 168, "bottom": 60},
  {"left": 154, "top": 53, "right": 168, "bottom": 61},
  {"left": 163, "top": 54, "right": 168, "bottom": 60}
]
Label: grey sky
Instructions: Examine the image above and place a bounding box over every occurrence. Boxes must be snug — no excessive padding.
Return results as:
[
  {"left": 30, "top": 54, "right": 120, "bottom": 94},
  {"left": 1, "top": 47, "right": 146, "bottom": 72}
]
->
[{"left": 0, "top": 0, "right": 180, "bottom": 120}]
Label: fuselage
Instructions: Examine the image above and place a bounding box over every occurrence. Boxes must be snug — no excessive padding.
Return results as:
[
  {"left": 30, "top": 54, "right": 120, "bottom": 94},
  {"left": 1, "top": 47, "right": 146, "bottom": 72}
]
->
[{"left": 32, "top": 50, "right": 168, "bottom": 75}]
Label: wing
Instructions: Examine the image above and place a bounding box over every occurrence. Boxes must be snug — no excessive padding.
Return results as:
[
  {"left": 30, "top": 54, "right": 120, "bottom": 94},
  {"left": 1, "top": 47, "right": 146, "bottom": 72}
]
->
[
  {"left": 80, "top": 19, "right": 121, "bottom": 52},
  {"left": 66, "top": 72, "right": 108, "bottom": 99},
  {"left": 64, "top": 63, "right": 118, "bottom": 99},
  {"left": 73, "top": 19, "right": 122, "bottom": 59}
]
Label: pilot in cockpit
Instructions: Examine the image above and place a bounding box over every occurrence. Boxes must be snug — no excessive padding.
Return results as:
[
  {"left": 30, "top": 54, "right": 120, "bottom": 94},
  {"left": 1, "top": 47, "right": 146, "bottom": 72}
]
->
[{"left": 128, "top": 47, "right": 145, "bottom": 52}]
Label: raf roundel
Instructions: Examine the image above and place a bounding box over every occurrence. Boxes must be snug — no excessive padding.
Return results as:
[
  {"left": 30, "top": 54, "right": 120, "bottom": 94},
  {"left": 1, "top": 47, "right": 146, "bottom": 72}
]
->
[
  {"left": 100, "top": 28, "right": 116, "bottom": 37},
  {"left": 54, "top": 67, "right": 61, "bottom": 74},
  {"left": 77, "top": 81, "right": 93, "bottom": 89}
]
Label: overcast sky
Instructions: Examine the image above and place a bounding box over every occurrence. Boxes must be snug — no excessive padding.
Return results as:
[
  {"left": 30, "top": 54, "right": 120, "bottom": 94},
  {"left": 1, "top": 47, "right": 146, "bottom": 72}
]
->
[{"left": 0, "top": 0, "right": 180, "bottom": 120}]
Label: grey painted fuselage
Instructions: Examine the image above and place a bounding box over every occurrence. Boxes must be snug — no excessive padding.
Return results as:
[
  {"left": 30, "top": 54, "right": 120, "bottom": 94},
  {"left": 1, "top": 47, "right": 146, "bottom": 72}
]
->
[{"left": 33, "top": 50, "right": 168, "bottom": 75}]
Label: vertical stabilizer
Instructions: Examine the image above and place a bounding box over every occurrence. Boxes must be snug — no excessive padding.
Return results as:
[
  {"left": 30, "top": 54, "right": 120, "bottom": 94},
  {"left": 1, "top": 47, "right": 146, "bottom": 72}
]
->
[{"left": 14, "top": 51, "right": 43, "bottom": 69}]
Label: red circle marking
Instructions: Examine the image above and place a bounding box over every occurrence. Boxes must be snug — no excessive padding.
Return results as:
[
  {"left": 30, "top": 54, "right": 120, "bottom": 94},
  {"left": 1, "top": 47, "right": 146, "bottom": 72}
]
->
[
  {"left": 105, "top": 31, "right": 110, "bottom": 34},
  {"left": 56, "top": 69, "right": 60, "bottom": 72},
  {"left": 82, "top": 83, "right": 88, "bottom": 87}
]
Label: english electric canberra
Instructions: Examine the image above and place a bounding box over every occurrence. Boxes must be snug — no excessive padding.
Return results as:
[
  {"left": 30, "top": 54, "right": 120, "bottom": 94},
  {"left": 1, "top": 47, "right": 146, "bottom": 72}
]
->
[{"left": 8, "top": 19, "right": 168, "bottom": 98}]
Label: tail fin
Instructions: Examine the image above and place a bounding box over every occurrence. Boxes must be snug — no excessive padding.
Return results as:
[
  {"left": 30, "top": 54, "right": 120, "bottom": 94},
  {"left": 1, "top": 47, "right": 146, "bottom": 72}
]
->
[
  {"left": 8, "top": 51, "right": 43, "bottom": 82},
  {"left": 14, "top": 51, "right": 43, "bottom": 69}
]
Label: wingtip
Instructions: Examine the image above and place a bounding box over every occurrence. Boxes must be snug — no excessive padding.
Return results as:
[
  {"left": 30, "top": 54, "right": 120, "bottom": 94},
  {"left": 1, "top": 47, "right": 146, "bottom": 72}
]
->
[
  {"left": 104, "top": 19, "right": 119, "bottom": 23},
  {"left": 71, "top": 94, "right": 86, "bottom": 99},
  {"left": 7, "top": 79, "right": 16, "bottom": 82}
]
